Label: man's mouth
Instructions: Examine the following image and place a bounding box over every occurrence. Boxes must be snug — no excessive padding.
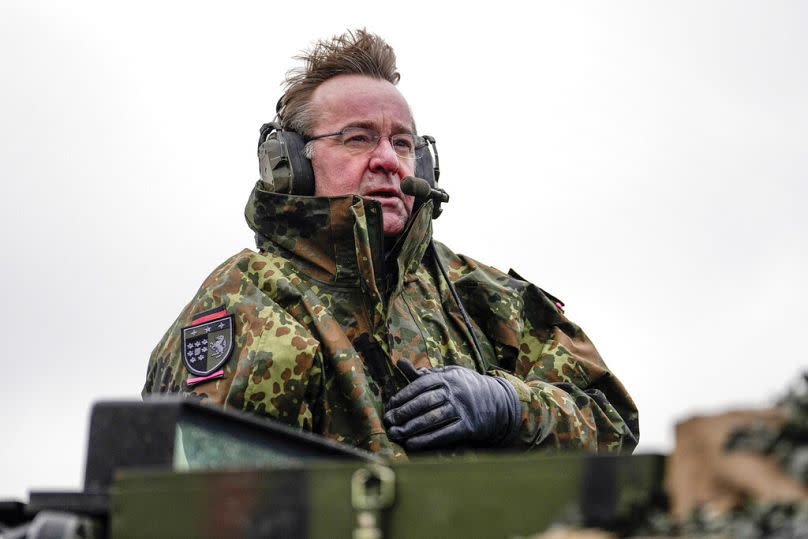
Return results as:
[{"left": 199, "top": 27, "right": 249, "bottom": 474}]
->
[{"left": 365, "top": 190, "right": 399, "bottom": 199}]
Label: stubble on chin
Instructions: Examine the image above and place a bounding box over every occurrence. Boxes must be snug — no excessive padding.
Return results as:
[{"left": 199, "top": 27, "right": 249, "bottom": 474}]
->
[{"left": 381, "top": 210, "right": 410, "bottom": 237}]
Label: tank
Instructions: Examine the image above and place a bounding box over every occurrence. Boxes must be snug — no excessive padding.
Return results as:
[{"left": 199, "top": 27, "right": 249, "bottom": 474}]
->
[{"left": 5, "top": 375, "right": 808, "bottom": 538}]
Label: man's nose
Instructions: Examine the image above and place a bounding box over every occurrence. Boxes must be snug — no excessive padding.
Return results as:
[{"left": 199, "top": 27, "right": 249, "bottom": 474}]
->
[{"left": 368, "top": 137, "right": 401, "bottom": 175}]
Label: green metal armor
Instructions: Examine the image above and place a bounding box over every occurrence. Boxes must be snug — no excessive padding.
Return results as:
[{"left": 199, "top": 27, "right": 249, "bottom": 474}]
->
[{"left": 142, "top": 181, "right": 639, "bottom": 458}]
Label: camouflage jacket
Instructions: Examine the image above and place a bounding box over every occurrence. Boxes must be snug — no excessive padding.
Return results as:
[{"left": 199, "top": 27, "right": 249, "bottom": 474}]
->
[{"left": 143, "top": 182, "right": 639, "bottom": 458}]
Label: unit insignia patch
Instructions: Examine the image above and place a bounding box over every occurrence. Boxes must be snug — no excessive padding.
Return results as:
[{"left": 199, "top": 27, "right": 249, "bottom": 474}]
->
[{"left": 181, "top": 307, "right": 235, "bottom": 377}]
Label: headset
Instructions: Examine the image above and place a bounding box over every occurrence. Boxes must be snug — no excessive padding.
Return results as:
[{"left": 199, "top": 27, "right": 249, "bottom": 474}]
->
[{"left": 256, "top": 120, "right": 442, "bottom": 211}]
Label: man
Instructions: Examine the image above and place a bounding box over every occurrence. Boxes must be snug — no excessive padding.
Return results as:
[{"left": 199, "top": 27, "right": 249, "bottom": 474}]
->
[{"left": 143, "top": 29, "right": 639, "bottom": 458}]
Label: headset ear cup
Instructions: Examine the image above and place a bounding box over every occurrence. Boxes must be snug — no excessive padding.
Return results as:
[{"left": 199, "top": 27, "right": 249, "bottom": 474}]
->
[
  {"left": 278, "top": 130, "right": 315, "bottom": 196},
  {"left": 256, "top": 123, "right": 315, "bottom": 196},
  {"left": 412, "top": 137, "right": 446, "bottom": 219},
  {"left": 415, "top": 144, "right": 436, "bottom": 188}
]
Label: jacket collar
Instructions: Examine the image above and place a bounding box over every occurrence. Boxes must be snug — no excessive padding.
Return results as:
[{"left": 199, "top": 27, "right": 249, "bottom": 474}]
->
[{"left": 244, "top": 181, "right": 433, "bottom": 287}]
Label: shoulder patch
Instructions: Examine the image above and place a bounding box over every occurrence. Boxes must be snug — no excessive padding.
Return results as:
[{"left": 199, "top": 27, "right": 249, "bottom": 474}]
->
[{"left": 182, "top": 307, "right": 235, "bottom": 377}]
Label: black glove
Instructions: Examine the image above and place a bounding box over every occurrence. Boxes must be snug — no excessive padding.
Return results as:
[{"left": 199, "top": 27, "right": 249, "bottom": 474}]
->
[{"left": 383, "top": 360, "right": 522, "bottom": 451}]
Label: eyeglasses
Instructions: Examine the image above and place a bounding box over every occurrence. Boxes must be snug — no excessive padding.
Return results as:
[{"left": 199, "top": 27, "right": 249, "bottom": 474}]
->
[{"left": 306, "top": 127, "right": 427, "bottom": 161}]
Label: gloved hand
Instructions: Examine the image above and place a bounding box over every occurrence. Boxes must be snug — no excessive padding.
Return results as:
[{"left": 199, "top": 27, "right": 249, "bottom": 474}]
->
[{"left": 383, "top": 360, "right": 522, "bottom": 451}]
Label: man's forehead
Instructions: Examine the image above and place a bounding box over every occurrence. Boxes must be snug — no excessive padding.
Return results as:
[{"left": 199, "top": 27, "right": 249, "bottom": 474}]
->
[{"left": 310, "top": 74, "right": 415, "bottom": 132}]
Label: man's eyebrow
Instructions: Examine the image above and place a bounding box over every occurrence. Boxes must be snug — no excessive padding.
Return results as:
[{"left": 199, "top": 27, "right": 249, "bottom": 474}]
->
[{"left": 343, "top": 120, "right": 415, "bottom": 134}]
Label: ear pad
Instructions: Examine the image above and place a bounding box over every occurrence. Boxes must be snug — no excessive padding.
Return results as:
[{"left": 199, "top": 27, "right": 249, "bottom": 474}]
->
[{"left": 257, "top": 123, "right": 315, "bottom": 195}]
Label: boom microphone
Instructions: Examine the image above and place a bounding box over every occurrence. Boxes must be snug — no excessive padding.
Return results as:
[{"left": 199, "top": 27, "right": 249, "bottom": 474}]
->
[
  {"left": 401, "top": 177, "right": 449, "bottom": 203},
  {"left": 400, "top": 176, "right": 431, "bottom": 198},
  {"left": 400, "top": 176, "right": 449, "bottom": 219}
]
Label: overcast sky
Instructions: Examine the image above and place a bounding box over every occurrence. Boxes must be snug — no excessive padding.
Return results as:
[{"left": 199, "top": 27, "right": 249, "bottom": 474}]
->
[{"left": 2, "top": 1, "right": 806, "bottom": 500}]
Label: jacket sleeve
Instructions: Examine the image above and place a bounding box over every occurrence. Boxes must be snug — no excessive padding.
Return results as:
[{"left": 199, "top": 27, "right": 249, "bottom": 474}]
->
[
  {"left": 142, "top": 250, "right": 324, "bottom": 434},
  {"left": 489, "top": 285, "right": 639, "bottom": 454}
]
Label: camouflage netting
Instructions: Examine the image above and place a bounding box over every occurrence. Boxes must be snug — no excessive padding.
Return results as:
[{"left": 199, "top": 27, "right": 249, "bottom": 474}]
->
[
  {"left": 727, "top": 373, "right": 808, "bottom": 486},
  {"left": 533, "top": 373, "right": 808, "bottom": 538}
]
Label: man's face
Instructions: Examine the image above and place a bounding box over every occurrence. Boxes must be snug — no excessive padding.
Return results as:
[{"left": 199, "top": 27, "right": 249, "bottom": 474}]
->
[{"left": 308, "top": 74, "right": 416, "bottom": 236}]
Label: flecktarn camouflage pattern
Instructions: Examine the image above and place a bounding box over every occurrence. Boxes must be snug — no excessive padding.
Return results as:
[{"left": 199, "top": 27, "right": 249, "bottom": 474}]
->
[{"left": 143, "top": 181, "right": 639, "bottom": 458}]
